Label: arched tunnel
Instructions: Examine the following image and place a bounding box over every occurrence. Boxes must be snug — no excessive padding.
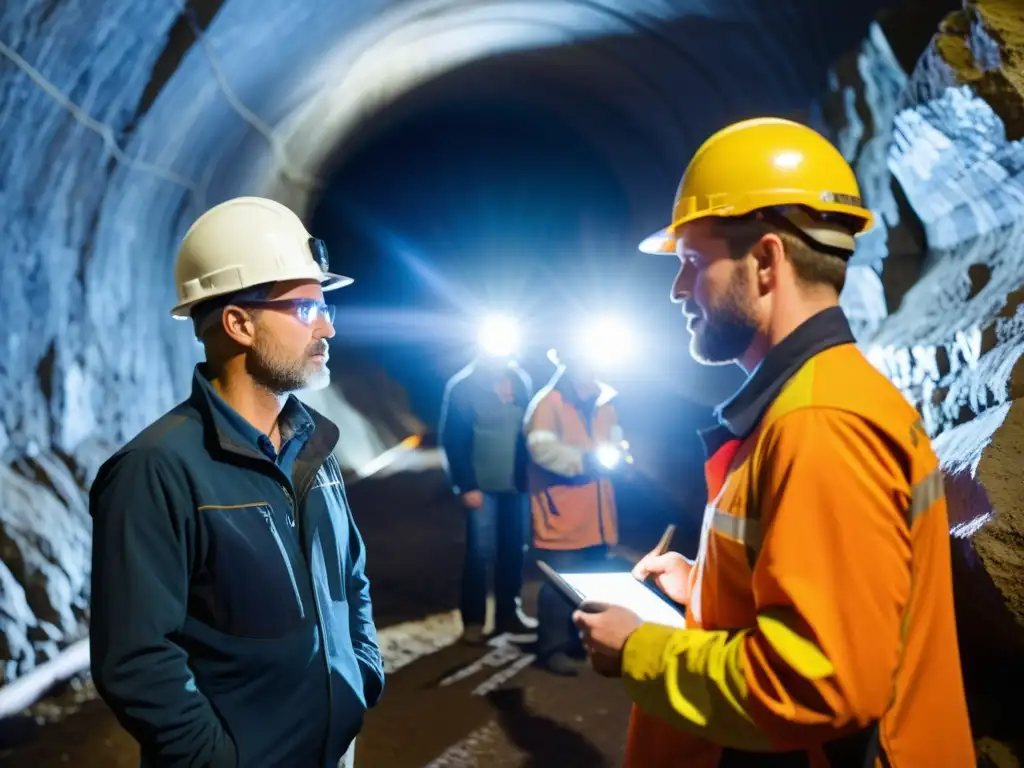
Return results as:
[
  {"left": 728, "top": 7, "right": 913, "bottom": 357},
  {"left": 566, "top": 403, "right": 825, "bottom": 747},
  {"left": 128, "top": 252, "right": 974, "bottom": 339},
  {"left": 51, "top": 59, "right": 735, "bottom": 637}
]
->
[{"left": 2, "top": 0, "right": 1024, "bottom": 765}]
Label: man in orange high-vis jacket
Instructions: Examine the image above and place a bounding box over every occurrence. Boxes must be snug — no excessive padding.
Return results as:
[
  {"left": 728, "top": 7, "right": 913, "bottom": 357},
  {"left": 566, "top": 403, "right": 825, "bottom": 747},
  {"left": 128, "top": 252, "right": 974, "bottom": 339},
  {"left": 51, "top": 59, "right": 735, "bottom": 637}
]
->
[
  {"left": 573, "top": 118, "right": 975, "bottom": 767},
  {"left": 525, "top": 348, "right": 626, "bottom": 676}
]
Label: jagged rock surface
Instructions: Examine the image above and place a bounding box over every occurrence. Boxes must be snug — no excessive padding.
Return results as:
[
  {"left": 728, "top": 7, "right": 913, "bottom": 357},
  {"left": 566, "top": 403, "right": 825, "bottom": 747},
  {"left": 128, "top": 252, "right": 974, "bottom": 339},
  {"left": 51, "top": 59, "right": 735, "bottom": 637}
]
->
[
  {"left": 824, "top": 21, "right": 911, "bottom": 338},
  {"left": 833, "top": 3, "right": 1024, "bottom": 760},
  {"left": 0, "top": 457, "right": 93, "bottom": 678}
]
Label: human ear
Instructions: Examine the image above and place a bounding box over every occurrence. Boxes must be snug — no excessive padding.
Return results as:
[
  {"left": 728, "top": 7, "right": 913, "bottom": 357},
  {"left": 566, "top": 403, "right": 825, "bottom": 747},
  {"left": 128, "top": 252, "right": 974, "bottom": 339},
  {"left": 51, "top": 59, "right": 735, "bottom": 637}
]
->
[
  {"left": 222, "top": 306, "right": 257, "bottom": 348},
  {"left": 752, "top": 233, "right": 785, "bottom": 293}
]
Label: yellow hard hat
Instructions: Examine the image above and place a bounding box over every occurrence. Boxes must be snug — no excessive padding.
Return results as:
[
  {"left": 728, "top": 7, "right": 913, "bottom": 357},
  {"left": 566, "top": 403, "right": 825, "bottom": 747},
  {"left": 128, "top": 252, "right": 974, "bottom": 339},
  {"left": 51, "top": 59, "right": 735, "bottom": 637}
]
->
[{"left": 639, "top": 117, "right": 874, "bottom": 255}]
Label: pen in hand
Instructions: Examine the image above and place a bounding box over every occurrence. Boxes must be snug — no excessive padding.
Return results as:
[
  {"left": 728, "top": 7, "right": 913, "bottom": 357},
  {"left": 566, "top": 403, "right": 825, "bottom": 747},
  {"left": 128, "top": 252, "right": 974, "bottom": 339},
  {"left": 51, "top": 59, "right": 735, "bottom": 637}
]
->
[{"left": 634, "top": 524, "right": 675, "bottom": 583}]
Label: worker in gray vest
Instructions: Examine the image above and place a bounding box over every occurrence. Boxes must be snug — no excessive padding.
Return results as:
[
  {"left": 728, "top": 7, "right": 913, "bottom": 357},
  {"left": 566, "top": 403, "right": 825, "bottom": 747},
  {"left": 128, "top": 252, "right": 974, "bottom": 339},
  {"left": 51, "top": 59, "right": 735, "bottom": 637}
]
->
[{"left": 439, "top": 314, "right": 537, "bottom": 644}]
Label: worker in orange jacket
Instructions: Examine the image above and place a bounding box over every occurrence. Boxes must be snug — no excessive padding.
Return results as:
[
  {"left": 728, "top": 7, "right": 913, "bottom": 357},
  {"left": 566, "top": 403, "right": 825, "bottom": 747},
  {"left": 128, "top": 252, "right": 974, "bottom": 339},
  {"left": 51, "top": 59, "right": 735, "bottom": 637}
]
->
[
  {"left": 524, "top": 338, "right": 631, "bottom": 676},
  {"left": 573, "top": 117, "right": 976, "bottom": 766}
]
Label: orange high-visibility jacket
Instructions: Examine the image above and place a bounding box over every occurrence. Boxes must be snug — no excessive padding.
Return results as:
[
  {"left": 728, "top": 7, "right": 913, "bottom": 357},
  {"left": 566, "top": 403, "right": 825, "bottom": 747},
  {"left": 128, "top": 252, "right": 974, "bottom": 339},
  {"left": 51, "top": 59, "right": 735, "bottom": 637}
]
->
[
  {"left": 622, "top": 307, "right": 975, "bottom": 767},
  {"left": 523, "top": 369, "right": 620, "bottom": 550}
]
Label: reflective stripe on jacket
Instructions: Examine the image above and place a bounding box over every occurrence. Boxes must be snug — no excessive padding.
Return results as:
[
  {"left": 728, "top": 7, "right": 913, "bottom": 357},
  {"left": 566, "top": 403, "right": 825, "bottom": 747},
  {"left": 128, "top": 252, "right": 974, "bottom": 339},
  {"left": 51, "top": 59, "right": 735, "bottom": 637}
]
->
[
  {"left": 524, "top": 368, "right": 620, "bottom": 550},
  {"left": 622, "top": 308, "right": 974, "bottom": 767}
]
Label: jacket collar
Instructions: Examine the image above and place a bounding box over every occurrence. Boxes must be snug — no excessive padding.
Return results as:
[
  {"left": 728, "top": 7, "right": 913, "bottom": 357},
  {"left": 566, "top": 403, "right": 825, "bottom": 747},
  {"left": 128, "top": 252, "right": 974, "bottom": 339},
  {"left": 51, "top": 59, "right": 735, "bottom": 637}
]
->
[
  {"left": 190, "top": 365, "right": 339, "bottom": 478},
  {"left": 550, "top": 366, "right": 617, "bottom": 410},
  {"left": 700, "top": 306, "right": 855, "bottom": 457},
  {"left": 467, "top": 359, "right": 531, "bottom": 406}
]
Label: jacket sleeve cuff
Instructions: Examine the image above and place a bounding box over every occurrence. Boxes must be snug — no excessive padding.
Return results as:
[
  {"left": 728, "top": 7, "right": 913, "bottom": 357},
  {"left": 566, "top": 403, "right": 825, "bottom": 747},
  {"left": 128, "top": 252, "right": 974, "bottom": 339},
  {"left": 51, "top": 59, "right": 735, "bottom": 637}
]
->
[
  {"left": 622, "top": 622, "right": 676, "bottom": 681},
  {"left": 359, "top": 653, "right": 385, "bottom": 707},
  {"left": 621, "top": 624, "right": 774, "bottom": 751}
]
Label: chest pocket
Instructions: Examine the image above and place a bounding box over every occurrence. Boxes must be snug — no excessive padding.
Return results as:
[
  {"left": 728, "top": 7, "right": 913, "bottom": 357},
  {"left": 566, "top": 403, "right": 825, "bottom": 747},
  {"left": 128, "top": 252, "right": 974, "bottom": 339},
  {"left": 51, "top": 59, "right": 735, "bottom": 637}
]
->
[{"left": 199, "top": 502, "right": 308, "bottom": 639}]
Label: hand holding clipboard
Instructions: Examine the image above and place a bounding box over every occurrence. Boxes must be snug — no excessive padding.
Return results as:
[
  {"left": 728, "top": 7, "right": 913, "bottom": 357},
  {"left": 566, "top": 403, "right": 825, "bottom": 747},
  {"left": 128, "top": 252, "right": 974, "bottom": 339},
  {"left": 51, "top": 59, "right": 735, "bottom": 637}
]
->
[
  {"left": 565, "top": 524, "right": 685, "bottom": 677},
  {"left": 537, "top": 524, "right": 686, "bottom": 623}
]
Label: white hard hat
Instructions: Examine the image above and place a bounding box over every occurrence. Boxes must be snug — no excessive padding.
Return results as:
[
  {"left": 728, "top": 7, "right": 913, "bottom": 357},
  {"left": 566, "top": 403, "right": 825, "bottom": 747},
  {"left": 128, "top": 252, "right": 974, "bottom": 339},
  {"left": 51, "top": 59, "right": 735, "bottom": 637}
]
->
[{"left": 171, "top": 196, "right": 353, "bottom": 318}]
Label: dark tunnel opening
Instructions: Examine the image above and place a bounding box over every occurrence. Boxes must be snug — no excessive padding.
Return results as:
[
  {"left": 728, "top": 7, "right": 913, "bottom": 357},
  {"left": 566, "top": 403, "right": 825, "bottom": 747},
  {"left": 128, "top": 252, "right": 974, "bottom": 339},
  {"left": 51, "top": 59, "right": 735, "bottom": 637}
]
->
[
  {"left": 308, "top": 1, "right": 896, "bottom": 417},
  {"left": 310, "top": 85, "right": 718, "bottom": 549},
  {"left": 306, "top": 4, "right": 895, "bottom": 542}
]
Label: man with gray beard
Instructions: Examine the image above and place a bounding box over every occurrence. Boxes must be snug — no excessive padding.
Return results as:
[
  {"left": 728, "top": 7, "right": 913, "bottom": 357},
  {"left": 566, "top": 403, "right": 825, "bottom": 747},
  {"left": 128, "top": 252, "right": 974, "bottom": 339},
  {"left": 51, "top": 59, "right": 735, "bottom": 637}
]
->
[{"left": 89, "top": 197, "right": 383, "bottom": 768}]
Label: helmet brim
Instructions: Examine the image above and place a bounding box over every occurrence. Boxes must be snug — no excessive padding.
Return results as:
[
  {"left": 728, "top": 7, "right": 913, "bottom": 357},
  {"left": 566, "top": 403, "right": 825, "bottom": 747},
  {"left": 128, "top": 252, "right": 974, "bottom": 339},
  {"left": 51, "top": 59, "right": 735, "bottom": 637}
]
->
[
  {"left": 638, "top": 227, "right": 677, "bottom": 256},
  {"left": 321, "top": 271, "right": 355, "bottom": 292}
]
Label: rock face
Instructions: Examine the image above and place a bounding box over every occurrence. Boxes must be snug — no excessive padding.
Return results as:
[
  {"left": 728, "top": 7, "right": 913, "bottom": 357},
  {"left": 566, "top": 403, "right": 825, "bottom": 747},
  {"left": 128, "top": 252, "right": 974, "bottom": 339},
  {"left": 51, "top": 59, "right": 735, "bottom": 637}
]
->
[
  {"left": 830, "top": 3, "right": 1024, "bottom": 760},
  {"left": 823, "top": 20, "right": 912, "bottom": 339}
]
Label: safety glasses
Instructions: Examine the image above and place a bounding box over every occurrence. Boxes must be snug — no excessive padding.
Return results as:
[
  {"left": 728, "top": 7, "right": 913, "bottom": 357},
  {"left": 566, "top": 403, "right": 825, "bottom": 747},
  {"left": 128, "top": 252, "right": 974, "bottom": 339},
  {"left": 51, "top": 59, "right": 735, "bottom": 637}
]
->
[{"left": 234, "top": 298, "right": 336, "bottom": 326}]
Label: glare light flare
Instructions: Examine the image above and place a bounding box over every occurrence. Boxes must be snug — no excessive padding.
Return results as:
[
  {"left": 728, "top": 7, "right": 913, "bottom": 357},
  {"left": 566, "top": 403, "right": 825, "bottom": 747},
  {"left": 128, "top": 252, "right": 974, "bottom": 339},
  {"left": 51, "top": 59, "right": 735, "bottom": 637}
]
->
[
  {"left": 577, "top": 315, "right": 635, "bottom": 368},
  {"left": 595, "top": 441, "right": 632, "bottom": 469},
  {"left": 477, "top": 313, "right": 522, "bottom": 358}
]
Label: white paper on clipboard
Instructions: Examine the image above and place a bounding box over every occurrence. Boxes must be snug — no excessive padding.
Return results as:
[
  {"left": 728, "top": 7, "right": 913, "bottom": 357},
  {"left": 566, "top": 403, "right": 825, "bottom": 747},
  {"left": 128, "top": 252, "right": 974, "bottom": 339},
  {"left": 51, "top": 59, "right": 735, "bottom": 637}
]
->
[{"left": 559, "top": 571, "right": 687, "bottom": 628}]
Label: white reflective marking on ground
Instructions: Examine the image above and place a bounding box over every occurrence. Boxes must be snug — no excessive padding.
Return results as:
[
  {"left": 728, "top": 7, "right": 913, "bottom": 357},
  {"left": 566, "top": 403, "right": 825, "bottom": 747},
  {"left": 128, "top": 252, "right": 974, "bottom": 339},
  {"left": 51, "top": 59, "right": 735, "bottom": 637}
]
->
[
  {"left": 421, "top": 722, "right": 503, "bottom": 768},
  {"left": 0, "top": 639, "right": 90, "bottom": 719},
  {"left": 470, "top": 651, "right": 536, "bottom": 697},
  {"left": 436, "top": 632, "right": 536, "bottom": 690},
  {"left": 376, "top": 610, "right": 464, "bottom": 674}
]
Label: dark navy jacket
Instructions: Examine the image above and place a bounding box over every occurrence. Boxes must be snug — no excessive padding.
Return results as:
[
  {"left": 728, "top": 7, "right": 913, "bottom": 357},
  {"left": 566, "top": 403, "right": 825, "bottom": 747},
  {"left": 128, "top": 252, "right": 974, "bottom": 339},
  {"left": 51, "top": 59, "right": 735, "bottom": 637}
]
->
[
  {"left": 89, "top": 366, "right": 384, "bottom": 768},
  {"left": 438, "top": 360, "right": 532, "bottom": 495}
]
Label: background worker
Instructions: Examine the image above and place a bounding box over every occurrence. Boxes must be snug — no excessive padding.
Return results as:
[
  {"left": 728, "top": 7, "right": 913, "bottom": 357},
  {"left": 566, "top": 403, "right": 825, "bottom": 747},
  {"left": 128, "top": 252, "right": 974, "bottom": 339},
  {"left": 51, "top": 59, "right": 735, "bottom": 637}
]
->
[
  {"left": 439, "top": 314, "right": 537, "bottom": 644},
  {"left": 524, "top": 333, "right": 631, "bottom": 676},
  {"left": 89, "top": 196, "right": 383, "bottom": 768},
  {"left": 573, "top": 118, "right": 975, "bottom": 766}
]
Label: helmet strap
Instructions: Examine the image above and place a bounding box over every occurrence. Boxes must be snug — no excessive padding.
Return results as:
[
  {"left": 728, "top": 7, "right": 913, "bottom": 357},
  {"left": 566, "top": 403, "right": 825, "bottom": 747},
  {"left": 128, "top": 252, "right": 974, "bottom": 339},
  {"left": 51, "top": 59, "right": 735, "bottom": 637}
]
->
[{"left": 753, "top": 207, "right": 858, "bottom": 260}]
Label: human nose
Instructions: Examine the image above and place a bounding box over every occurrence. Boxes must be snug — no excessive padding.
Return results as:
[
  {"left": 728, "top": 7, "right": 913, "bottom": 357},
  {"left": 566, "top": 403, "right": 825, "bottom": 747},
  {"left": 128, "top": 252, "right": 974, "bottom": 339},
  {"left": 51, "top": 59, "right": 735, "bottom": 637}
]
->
[
  {"left": 670, "top": 262, "right": 694, "bottom": 304},
  {"left": 318, "top": 305, "right": 336, "bottom": 338}
]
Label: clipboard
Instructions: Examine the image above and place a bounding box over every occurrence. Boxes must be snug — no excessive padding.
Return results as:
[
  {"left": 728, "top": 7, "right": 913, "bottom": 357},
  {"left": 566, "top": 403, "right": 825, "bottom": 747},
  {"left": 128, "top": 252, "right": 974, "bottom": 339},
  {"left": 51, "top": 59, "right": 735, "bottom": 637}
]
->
[
  {"left": 536, "top": 560, "right": 592, "bottom": 611},
  {"left": 536, "top": 560, "right": 687, "bottom": 628}
]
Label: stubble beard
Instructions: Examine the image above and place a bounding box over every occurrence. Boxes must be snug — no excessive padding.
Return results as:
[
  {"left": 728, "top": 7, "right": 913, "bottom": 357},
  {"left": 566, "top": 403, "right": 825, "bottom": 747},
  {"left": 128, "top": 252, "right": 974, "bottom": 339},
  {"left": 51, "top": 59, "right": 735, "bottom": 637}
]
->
[{"left": 248, "top": 334, "right": 331, "bottom": 394}]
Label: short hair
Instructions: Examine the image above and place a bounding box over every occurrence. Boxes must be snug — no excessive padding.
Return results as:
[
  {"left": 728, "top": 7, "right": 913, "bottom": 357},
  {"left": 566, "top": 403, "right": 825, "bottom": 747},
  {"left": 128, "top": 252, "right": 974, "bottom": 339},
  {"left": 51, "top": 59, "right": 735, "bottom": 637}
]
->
[
  {"left": 710, "top": 214, "right": 848, "bottom": 295},
  {"left": 190, "top": 282, "right": 274, "bottom": 340}
]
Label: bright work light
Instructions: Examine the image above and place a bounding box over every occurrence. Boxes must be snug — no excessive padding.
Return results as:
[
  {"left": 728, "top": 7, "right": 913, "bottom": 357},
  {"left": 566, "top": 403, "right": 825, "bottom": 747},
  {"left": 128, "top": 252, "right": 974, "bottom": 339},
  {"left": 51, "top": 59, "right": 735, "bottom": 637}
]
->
[
  {"left": 593, "top": 440, "right": 633, "bottom": 472},
  {"left": 578, "top": 315, "right": 633, "bottom": 368},
  {"left": 477, "top": 314, "right": 521, "bottom": 358},
  {"left": 596, "top": 443, "right": 624, "bottom": 469}
]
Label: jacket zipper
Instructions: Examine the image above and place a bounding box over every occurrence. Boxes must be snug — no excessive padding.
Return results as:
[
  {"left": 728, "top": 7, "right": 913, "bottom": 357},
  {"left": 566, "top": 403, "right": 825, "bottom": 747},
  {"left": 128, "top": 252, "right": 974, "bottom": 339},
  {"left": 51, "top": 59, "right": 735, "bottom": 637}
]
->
[
  {"left": 284, "top": 478, "right": 335, "bottom": 767},
  {"left": 259, "top": 505, "right": 305, "bottom": 620}
]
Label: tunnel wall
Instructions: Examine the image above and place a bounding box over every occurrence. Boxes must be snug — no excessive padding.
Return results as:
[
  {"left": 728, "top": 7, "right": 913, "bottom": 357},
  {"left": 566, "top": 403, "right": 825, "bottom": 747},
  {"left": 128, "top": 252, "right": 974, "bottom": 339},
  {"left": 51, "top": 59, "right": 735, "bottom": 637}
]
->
[{"left": 4, "top": 7, "right": 1022, "bottom": 762}]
